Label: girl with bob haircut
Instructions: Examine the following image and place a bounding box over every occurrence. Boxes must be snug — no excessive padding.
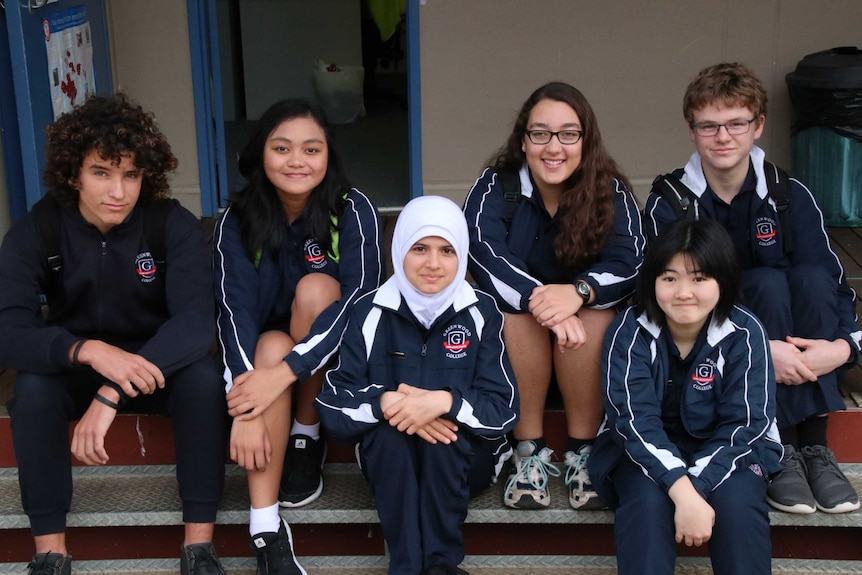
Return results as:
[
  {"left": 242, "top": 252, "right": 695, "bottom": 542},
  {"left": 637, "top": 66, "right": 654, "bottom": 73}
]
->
[
  {"left": 317, "top": 195, "right": 519, "bottom": 575},
  {"left": 590, "top": 218, "right": 783, "bottom": 575},
  {"left": 463, "top": 81, "right": 644, "bottom": 510},
  {"left": 213, "top": 99, "right": 384, "bottom": 574}
]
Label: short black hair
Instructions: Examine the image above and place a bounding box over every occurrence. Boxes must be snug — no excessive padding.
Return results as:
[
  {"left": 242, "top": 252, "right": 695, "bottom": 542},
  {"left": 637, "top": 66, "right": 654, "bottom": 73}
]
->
[{"left": 636, "top": 219, "right": 740, "bottom": 325}]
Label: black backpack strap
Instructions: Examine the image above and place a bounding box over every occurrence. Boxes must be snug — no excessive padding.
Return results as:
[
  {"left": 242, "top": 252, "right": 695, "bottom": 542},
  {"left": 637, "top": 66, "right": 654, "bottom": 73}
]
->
[
  {"left": 651, "top": 173, "right": 695, "bottom": 220},
  {"left": 30, "top": 196, "right": 64, "bottom": 305},
  {"left": 496, "top": 168, "right": 522, "bottom": 226},
  {"left": 141, "top": 198, "right": 179, "bottom": 273},
  {"left": 763, "top": 161, "right": 793, "bottom": 255}
]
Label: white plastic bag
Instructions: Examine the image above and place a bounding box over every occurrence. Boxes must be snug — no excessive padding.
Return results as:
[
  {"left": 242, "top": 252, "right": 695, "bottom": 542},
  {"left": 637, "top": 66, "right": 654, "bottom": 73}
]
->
[{"left": 312, "top": 60, "right": 366, "bottom": 124}]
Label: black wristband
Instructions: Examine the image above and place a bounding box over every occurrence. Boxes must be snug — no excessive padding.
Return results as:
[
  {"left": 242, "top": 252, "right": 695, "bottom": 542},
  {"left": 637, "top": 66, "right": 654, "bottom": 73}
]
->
[
  {"left": 102, "top": 381, "right": 130, "bottom": 406},
  {"left": 94, "top": 393, "right": 119, "bottom": 410},
  {"left": 71, "top": 338, "right": 88, "bottom": 365}
]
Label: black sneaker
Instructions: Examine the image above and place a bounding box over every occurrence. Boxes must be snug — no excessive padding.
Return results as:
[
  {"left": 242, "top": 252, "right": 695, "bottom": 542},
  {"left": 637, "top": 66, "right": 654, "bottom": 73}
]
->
[
  {"left": 26, "top": 553, "right": 71, "bottom": 575},
  {"left": 424, "top": 563, "right": 469, "bottom": 575},
  {"left": 180, "top": 542, "right": 227, "bottom": 575},
  {"left": 279, "top": 434, "right": 326, "bottom": 507},
  {"left": 801, "top": 445, "right": 861, "bottom": 514},
  {"left": 250, "top": 521, "right": 308, "bottom": 575},
  {"left": 766, "top": 445, "right": 816, "bottom": 514}
]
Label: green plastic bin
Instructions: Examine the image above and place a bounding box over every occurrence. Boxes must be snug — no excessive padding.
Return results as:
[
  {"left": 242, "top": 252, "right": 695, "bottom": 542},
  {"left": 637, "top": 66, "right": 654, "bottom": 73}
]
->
[{"left": 787, "top": 47, "right": 862, "bottom": 227}]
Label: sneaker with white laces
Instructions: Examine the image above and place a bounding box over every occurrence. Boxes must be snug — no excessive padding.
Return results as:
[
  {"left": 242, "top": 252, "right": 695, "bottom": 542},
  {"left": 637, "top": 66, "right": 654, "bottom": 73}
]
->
[
  {"left": 250, "top": 521, "right": 308, "bottom": 575},
  {"left": 503, "top": 440, "right": 560, "bottom": 509},
  {"left": 766, "top": 445, "right": 817, "bottom": 514},
  {"left": 26, "top": 553, "right": 71, "bottom": 575},
  {"left": 279, "top": 434, "right": 326, "bottom": 507},
  {"left": 180, "top": 542, "right": 227, "bottom": 575},
  {"left": 563, "top": 445, "right": 605, "bottom": 510},
  {"left": 801, "top": 445, "right": 861, "bottom": 514}
]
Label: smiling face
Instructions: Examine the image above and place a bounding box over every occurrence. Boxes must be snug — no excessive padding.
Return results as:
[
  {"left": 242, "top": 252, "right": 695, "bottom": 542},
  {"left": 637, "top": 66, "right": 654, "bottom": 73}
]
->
[
  {"left": 655, "top": 253, "right": 720, "bottom": 336},
  {"left": 522, "top": 98, "right": 583, "bottom": 196},
  {"left": 263, "top": 116, "right": 329, "bottom": 208},
  {"left": 73, "top": 149, "right": 142, "bottom": 234},
  {"left": 689, "top": 102, "right": 764, "bottom": 182},
  {"left": 402, "top": 235, "right": 459, "bottom": 294}
]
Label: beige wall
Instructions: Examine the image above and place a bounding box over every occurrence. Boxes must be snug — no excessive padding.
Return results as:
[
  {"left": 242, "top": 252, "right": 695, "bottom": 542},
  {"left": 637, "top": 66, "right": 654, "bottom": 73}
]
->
[
  {"left": 106, "top": 0, "right": 203, "bottom": 216},
  {"left": 418, "top": 0, "right": 862, "bottom": 205}
]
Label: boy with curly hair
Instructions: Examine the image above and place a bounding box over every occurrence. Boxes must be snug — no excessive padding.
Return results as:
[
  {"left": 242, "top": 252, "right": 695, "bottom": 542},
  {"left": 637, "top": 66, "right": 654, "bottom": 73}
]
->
[{"left": 0, "top": 94, "right": 229, "bottom": 575}]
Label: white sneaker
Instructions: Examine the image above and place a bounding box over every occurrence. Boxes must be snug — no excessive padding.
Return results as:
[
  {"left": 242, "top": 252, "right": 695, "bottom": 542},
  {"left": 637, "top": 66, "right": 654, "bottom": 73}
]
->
[
  {"left": 563, "top": 445, "right": 605, "bottom": 510},
  {"left": 503, "top": 440, "right": 560, "bottom": 509}
]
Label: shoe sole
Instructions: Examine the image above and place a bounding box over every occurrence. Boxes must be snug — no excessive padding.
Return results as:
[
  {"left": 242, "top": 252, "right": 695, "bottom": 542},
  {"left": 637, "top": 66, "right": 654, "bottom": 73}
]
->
[
  {"left": 279, "top": 477, "right": 324, "bottom": 508},
  {"left": 816, "top": 499, "right": 861, "bottom": 514},
  {"left": 504, "top": 493, "right": 550, "bottom": 509},
  {"left": 766, "top": 496, "right": 816, "bottom": 514},
  {"left": 569, "top": 496, "right": 607, "bottom": 510}
]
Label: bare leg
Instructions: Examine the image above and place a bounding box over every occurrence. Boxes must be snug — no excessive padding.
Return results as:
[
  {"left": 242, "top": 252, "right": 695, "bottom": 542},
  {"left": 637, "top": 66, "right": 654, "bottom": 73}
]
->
[
  {"left": 34, "top": 533, "right": 66, "bottom": 555},
  {"left": 246, "top": 330, "right": 296, "bottom": 508},
  {"left": 184, "top": 522, "right": 215, "bottom": 546},
  {"left": 503, "top": 312, "right": 552, "bottom": 440},
  {"left": 554, "top": 307, "right": 615, "bottom": 439},
  {"left": 290, "top": 273, "right": 341, "bottom": 426}
]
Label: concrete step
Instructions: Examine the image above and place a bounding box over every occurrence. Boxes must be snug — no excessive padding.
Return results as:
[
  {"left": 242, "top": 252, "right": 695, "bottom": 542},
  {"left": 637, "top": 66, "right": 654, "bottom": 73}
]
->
[
  {"left": 4, "top": 407, "right": 862, "bottom": 467},
  {"left": 2, "top": 556, "right": 862, "bottom": 574}
]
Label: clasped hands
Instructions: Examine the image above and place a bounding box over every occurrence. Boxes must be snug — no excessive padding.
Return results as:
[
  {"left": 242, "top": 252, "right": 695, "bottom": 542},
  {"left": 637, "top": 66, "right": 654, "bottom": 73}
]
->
[{"left": 380, "top": 383, "right": 458, "bottom": 445}]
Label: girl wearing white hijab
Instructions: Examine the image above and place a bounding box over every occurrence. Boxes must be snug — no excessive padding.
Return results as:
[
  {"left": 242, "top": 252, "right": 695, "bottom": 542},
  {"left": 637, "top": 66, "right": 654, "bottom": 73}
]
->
[{"left": 317, "top": 196, "right": 519, "bottom": 575}]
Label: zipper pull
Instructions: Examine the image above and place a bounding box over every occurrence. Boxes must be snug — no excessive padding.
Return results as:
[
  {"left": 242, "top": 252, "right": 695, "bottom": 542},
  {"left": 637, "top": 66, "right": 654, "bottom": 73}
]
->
[{"left": 421, "top": 343, "right": 427, "bottom": 357}]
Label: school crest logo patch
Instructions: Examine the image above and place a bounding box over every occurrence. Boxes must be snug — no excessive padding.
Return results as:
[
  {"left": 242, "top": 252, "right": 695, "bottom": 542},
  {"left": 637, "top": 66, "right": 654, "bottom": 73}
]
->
[
  {"left": 755, "top": 217, "right": 778, "bottom": 247},
  {"left": 303, "top": 238, "right": 327, "bottom": 270},
  {"left": 691, "top": 360, "right": 716, "bottom": 391},
  {"left": 135, "top": 252, "right": 157, "bottom": 283},
  {"left": 443, "top": 324, "right": 471, "bottom": 359}
]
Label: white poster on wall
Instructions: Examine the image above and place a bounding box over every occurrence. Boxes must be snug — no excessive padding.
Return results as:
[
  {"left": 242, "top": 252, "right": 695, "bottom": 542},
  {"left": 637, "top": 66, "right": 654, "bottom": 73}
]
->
[{"left": 44, "top": 6, "right": 95, "bottom": 119}]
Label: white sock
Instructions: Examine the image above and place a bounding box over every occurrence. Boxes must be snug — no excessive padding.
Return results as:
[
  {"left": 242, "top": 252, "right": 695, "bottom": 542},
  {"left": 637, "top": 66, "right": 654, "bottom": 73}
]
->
[
  {"left": 249, "top": 503, "right": 281, "bottom": 536},
  {"left": 291, "top": 420, "right": 320, "bottom": 441}
]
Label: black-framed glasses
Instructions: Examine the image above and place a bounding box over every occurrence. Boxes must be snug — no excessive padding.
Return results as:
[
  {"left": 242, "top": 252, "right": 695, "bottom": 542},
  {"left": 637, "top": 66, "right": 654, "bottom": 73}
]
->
[
  {"left": 526, "top": 129, "right": 583, "bottom": 145},
  {"left": 691, "top": 118, "right": 756, "bottom": 137}
]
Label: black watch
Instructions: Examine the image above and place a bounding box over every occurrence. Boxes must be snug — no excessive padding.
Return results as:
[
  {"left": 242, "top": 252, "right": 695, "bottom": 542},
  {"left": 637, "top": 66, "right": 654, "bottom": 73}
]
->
[{"left": 576, "top": 281, "right": 592, "bottom": 304}]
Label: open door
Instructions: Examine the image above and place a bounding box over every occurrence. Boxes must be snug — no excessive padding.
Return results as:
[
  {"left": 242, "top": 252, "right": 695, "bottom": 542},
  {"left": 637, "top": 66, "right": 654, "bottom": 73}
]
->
[{"left": 3, "top": 0, "right": 112, "bottom": 217}]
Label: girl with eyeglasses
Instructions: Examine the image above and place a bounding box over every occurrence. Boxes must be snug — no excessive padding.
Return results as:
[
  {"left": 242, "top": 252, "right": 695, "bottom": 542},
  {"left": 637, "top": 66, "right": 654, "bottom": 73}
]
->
[{"left": 463, "top": 81, "right": 644, "bottom": 511}]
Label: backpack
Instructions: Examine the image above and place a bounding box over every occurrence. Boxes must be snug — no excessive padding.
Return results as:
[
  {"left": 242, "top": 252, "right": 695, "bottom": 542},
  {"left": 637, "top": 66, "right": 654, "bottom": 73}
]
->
[
  {"left": 650, "top": 160, "right": 793, "bottom": 255},
  {"left": 31, "top": 195, "right": 178, "bottom": 306}
]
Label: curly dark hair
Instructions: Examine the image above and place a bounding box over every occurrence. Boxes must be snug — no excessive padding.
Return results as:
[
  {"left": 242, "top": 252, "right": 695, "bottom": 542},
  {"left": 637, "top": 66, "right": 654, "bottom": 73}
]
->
[
  {"left": 491, "top": 82, "right": 631, "bottom": 270},
  {"left": 231, "top": 99, "right": 350, "bottom": 258},
  {"left": 44, "top": 93, "right": 178, "bottom": 205}
]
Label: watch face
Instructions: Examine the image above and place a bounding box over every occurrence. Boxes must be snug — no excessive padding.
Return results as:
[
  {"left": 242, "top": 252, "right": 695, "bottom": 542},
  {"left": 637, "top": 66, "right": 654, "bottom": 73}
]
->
[{"left": 577, "top": 282, "right": 591, "bottom": 299}]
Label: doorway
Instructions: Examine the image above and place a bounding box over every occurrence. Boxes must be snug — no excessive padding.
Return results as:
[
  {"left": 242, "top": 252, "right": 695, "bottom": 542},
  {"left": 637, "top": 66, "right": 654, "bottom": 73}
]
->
[{"left": 210, "top": 0, "right": 415, "bottom": 210}]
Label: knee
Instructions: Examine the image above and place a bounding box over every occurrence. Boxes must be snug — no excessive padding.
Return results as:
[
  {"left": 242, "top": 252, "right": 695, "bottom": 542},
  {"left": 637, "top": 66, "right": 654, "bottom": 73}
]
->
[
  {"left": 292, "top": 273, "right": 341, "bottom": 317},
  {"left": 168, "top": 359, "right": 227, "bottom": 408},
  {"left": 787, "top": 264, "right": 834, "bottom": 295},
  {"left": 741, "top": 267, "right": 790, "bottom": 312},
  {"left": 7, "top": 373, "right": 70, "bottom": 419}
]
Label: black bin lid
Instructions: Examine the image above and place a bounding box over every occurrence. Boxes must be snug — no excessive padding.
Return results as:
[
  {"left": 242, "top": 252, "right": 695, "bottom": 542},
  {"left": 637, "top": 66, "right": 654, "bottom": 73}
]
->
[{"left": 786, "top": 47, "right": 862, "bottom": 90}]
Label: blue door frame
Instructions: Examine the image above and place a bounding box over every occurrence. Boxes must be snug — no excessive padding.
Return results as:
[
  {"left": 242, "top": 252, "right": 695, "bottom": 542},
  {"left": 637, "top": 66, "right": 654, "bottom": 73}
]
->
[
  {"left": 187, "top": 0, "right": 422, "bottom": 213},
  {"left": 2, "top": 0, "right": 112, "bottom": 219}
]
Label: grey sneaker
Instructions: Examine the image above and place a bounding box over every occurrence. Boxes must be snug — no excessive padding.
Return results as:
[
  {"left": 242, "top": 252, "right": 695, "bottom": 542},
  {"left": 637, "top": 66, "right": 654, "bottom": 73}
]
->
[
  {"left": 766, "top": 445, "right": 816, "bottom": 514},
  {"left": 279, "top": 435, "right": 326, "bottom": 508},
  {"left": 503, "top": 440, "right": 560, "bottom": 509},
  {"left": 563, "top": 445, "right": 605, "bottom": 510},
  {"left": 180, "top": 542, "right": 226, "bottom": 575},
  {"left": 26, "top": 553, "right": 71, "bottom": 575},
  {"left": 801, "top": 445, "right": 861, "bottom": 514},
  {"left": 250, "top": 520, "right": 308, "bottom": 575}
]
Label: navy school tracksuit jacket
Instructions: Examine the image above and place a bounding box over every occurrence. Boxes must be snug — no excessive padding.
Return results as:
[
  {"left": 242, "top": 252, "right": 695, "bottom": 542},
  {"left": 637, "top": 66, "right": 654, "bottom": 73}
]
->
[
  {"left": 0, "top": 200, "right": 215, "bottom": 376},
  {"left": 590, "top": 305, "right": 784, "bottom": 507},
  {"left": 641, "top": 147, "right": 861, "bottom": 362},
  {"left": 213, "top": 188, "right": 384, "bottom": 391},
  {"left": 462, "top": 165, "right": 645, "bottom": 313},
  {"left": 316, "top": 279, "right": 519, "bottom": 472}
]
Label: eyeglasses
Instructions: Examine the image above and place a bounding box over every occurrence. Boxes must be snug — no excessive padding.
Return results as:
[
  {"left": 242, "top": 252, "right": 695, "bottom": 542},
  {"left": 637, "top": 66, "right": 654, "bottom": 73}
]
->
[
  {"left": 691, "top": 118, "right": 756, "bottom": 137},
  {"left": 526, "top": 129, "right": 583, "bottom": 145}
]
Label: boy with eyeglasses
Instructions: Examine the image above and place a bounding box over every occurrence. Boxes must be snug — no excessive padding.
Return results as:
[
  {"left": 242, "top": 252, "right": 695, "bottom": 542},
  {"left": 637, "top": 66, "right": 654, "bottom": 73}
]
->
[{"left": 642, "top": 62, "right": 861, "bottom": 515}]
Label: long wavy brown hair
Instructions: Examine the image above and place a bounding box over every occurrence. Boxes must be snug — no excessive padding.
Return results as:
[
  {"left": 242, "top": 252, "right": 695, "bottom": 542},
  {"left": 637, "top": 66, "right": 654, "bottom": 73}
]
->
[
  {"left": 491, "top": 82, "right": 630, "bottom": 269},
  {"left": 44, "top": 93, "right": 177, "bottom": 206}
]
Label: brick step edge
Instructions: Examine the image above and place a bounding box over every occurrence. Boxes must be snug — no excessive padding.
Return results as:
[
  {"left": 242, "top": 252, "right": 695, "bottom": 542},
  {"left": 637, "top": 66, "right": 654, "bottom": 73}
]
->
[
  {"left": 2, "top": 464, "right": 862, "bottom": 530},
  {"left": 2, "top": 556, "right": 862, "bottom": 575},
  {"left": 4, "top": 408, "right": 862, "bottom": 467}
]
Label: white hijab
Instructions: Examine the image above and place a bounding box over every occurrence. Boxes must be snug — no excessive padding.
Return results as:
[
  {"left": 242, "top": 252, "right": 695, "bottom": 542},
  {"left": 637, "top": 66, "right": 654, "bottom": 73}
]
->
[{"left": 390, "top": 195, "right": 473, "bottom": 329}]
